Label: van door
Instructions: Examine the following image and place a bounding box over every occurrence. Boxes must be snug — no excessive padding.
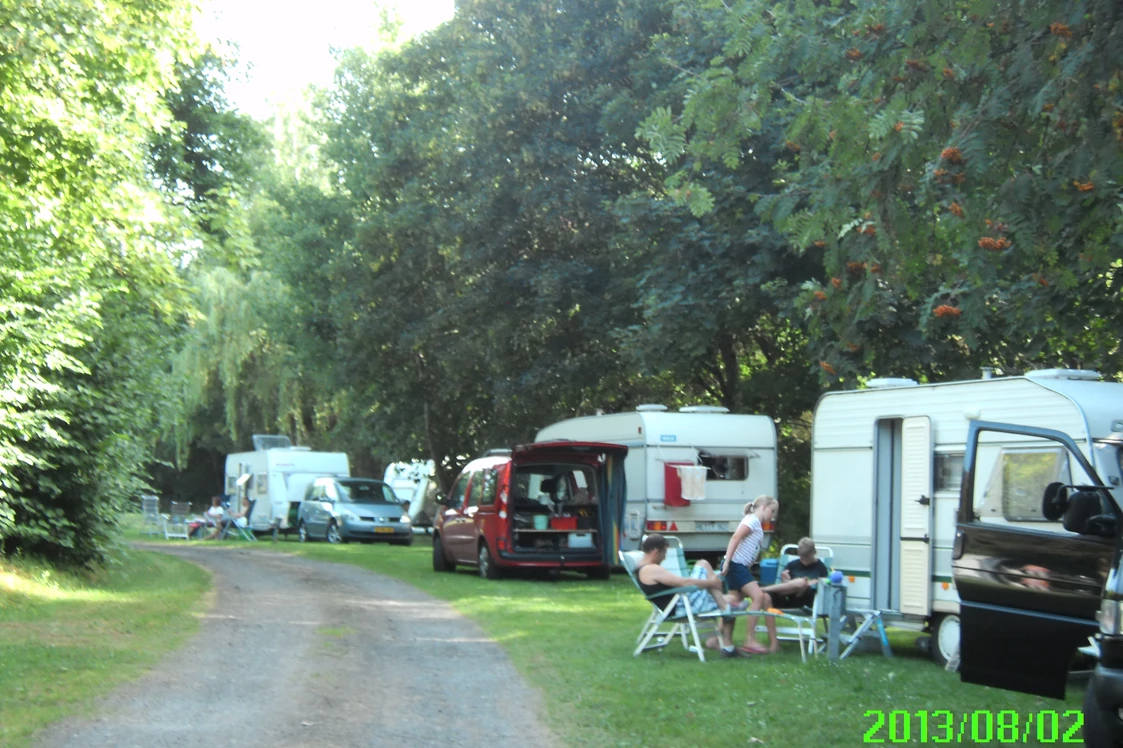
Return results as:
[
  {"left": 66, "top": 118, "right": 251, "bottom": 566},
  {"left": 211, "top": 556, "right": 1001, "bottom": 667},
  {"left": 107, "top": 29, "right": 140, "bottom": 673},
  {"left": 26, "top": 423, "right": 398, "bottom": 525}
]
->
[
  {"left": 441, "top": 473, "right": 472, "bottom": 562},
  {"left": 899, "top": 417, "right": 933, "bottom": 616},
  {"left": 952, "top": 421, "right": 1119, "bottom": 698}
]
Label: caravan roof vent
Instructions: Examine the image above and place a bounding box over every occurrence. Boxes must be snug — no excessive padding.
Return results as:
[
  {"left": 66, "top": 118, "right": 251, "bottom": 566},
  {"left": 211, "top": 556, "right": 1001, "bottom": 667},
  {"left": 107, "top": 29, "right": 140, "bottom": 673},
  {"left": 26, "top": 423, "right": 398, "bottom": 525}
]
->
[
  {"left": 865, "top": 378, "right": 919, "bottom": 389},
  {"left": 252, "top": 434, "right": 292, "bottom": 451},
  {"left": 636, "top": 404, "right": 668, "bottom": 412},
  {"left": 679, "top": 405, "right": 730, "bottom": 414},
  {"left": 1024, "top": 368, "right": 1102, "bottom": 381}
]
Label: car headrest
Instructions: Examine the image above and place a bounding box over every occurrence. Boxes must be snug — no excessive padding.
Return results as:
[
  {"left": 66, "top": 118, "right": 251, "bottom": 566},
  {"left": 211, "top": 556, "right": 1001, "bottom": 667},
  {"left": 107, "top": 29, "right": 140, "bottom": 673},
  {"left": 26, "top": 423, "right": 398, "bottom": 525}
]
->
[{"left": 1062, "top": 490, "right": 1102, "bottom": 534}]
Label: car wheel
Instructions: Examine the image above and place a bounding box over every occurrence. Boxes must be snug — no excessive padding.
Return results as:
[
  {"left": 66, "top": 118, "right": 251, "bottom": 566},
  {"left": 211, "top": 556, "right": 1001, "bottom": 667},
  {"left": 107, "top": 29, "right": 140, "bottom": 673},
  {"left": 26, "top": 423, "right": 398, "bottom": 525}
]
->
[
  {"left": 432, "top": 534, "right": 455, "bottom": 572},
  {"left": 298, "top": 521, "right": 308, "bottom": 543},
  {"left": 930, "top": 613, "right": 960, "bottom": 668},
  {"left": 326, "top": 521, "right": 344, "bottom": 544},
  {"left": 1083, "top": 677, "right": 1123, "bottom": 747},
  {"left": 478, "top": 542, "right": 501, "bottom": 580}
]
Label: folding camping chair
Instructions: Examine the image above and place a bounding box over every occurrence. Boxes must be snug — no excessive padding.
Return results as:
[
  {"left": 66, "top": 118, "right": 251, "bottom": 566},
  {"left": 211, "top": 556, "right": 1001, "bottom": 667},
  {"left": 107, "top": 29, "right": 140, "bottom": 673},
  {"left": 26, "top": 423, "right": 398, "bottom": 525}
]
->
[
  {"left": 219, "top": 498, "right": 257, "bottom": 541},
  {"left": 754, "top": 543, "right": 836, "bottom": 659},
  {"left": 620, "top": 548, "right": 727, "bottom": 662},
  {"left": 163, "top": 501, "right": 191, "bottom": 540},
  {"left": 141, "top": 495, "right": 161, "bottom": 536}
]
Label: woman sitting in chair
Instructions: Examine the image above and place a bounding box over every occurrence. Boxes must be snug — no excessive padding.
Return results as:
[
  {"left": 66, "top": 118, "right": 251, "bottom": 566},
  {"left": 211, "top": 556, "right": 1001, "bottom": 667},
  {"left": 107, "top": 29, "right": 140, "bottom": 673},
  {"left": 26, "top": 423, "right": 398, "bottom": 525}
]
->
[{"left": 206, "top": 495, "right": 250, "bottom": 540}]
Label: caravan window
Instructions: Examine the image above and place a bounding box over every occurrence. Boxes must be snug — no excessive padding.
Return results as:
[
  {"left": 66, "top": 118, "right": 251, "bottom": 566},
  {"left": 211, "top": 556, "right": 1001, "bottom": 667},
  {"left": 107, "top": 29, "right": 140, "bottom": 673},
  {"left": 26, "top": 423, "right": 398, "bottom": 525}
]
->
[
  {"left": 935, "top": 453, "right": 964, "bottom": 493},
  {"left": 698, "top": 453, "right": 748, "bottom": 481},
  {"left": 255, "top": 473, "right": 268, "bottom": 496}
]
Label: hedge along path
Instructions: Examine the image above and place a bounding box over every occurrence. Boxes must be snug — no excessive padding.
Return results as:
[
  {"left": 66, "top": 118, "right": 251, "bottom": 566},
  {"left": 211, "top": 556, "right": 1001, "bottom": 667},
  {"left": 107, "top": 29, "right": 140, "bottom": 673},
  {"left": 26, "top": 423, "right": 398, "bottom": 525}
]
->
[{"left": 35, "top": 545, "right": 558, "bottom": 748}]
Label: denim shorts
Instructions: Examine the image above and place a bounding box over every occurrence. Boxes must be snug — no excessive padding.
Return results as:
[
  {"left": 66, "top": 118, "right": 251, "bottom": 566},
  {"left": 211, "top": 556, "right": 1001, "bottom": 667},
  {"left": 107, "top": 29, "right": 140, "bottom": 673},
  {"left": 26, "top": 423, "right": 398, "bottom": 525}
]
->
[{"left": 725, "top": 561, "right": 755, "bottom": 593}]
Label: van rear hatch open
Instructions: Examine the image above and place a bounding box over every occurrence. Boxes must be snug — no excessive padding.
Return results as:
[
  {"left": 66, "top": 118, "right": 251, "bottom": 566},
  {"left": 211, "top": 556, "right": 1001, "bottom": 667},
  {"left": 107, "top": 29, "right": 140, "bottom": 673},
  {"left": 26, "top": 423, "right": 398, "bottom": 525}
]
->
[{"left": 505, "top": 441, "right": 627, "bottom": 567}]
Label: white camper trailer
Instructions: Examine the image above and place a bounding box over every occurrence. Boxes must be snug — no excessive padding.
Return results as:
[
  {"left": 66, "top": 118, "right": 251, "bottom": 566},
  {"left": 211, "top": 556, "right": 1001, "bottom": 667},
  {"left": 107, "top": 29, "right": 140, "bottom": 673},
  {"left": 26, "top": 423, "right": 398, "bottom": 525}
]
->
[
  {"left": 383, "top": 460, "right": 439, "bottom": 527},
  {"left": 811, "top": 369, "right": 1123, "bottom": 664},
  {"left": 224, "top": 435, "right": 350, "bottom": 534},
  {"left": 535, "top": 405, "right": 778, "bottom": 554}
]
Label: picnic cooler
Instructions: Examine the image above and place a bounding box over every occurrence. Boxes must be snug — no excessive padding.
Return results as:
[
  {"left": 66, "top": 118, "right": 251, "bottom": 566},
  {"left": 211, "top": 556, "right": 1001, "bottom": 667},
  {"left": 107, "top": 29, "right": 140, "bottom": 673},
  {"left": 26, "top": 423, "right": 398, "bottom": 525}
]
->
[
  {"left": 567, "top": 532, "right": 594, "bottom": 549},
  {"left": 758, "top": 558, "right": 779, "bottom": 586}
]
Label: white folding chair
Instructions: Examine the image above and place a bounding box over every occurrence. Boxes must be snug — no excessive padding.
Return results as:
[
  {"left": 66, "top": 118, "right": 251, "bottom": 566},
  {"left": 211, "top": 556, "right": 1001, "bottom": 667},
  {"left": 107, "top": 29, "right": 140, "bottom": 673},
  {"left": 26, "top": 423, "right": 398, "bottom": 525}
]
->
[
  {"left": 163, "top": 501, "right": 191, "bottom": 540},
  {"left": 141, "top": 495, "right": 161, "bottom": 536}
]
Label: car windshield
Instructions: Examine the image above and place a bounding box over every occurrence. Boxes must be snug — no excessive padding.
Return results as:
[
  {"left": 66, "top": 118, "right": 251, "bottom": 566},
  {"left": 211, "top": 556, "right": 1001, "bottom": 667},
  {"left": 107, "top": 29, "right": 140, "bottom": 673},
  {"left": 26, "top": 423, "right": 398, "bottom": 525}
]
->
[{"left": 337, "top": 480, "right": 399, "bottom": 504}]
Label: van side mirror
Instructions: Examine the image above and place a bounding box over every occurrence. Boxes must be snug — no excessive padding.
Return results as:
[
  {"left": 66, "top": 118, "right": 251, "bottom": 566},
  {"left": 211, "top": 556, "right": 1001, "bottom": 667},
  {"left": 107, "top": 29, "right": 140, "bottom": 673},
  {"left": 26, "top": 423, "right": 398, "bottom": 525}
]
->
[
  {"left": 434, "top": 493, "right": 447, "bottom": 507},
  {"left": 1041, "top": 481, "right": 1068, "bottom": 521}
]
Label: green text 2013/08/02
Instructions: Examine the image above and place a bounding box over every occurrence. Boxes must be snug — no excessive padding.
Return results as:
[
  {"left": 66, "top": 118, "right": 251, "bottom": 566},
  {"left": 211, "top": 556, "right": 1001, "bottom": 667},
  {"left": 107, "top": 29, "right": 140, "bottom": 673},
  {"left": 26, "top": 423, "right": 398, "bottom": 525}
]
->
[{"left": 862, "top": 709, "right": 1084, "bottom": 744}]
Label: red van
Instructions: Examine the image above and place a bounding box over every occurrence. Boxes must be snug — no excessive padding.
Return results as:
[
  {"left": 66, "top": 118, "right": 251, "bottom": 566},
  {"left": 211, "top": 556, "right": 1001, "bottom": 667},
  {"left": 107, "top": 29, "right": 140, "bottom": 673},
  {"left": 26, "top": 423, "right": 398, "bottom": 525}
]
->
[{"left": 432, "top": 441, "right": 627, "bottom": 579}]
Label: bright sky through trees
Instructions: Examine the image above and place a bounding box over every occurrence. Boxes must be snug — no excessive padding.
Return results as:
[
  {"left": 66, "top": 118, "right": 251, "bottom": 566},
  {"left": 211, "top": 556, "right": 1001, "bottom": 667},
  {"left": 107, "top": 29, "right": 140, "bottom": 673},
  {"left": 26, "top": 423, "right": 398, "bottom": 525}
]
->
[{"left": 197, "top": 0, "right": 454, "bottom": 118}]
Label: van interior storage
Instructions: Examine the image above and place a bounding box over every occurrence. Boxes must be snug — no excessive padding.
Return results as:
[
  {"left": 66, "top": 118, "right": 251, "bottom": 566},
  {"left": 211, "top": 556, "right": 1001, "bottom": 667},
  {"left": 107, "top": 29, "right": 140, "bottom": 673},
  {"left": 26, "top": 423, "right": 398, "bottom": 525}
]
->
[{"left": 511, "top": 463, "right": 600, "bottom": 552}]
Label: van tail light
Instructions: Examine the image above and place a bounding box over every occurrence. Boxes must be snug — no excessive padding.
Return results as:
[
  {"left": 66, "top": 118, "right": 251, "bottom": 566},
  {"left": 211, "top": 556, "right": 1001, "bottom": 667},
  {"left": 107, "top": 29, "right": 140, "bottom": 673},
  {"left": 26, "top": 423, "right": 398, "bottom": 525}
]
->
[{"left": 499, "top": 489, "right": 508, "bottom": 510}]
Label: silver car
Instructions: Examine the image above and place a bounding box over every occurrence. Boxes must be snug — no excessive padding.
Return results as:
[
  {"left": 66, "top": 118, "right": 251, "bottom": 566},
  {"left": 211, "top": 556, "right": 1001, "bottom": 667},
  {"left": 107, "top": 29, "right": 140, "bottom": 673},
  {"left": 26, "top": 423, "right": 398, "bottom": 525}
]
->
[{"left": 297, "top": 477, "right": 414, "bottom": 545}]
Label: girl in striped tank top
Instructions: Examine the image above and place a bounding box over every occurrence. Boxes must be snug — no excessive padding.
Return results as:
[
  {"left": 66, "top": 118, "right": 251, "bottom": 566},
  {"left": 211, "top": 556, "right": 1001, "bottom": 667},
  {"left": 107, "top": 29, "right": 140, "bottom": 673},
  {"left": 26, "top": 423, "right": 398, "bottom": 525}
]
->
[{"left": 721, "top": 495, "right": 780, "bottom": 654}]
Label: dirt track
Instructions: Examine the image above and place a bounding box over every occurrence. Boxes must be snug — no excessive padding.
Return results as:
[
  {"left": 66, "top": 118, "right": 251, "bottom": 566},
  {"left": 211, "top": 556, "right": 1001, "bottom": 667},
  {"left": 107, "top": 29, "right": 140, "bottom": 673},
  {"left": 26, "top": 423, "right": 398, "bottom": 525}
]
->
[{"left": 35, "top": 545, "right": 559, "bottom": 748}]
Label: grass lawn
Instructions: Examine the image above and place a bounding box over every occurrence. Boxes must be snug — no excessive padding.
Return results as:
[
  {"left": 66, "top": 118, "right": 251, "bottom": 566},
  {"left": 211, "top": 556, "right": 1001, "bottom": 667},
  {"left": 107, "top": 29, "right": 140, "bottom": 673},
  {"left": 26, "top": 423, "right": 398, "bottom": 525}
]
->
[
  {"left": 232, "top": 533, "right": 1088, "bottom": 747},
  {"left": 0, "top": 548, "right": 209, "bottom": 746}
]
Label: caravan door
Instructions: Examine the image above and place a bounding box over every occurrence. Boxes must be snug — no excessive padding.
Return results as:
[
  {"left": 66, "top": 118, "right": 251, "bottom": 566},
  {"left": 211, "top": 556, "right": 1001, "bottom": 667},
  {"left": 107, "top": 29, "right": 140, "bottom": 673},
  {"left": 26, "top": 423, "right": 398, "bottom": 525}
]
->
[
  {"left": 899, "top": 417, "right": 934, "bottom": 616},
  {"left": 952, "top": 421, "right": 1117, "bottom": 698}
]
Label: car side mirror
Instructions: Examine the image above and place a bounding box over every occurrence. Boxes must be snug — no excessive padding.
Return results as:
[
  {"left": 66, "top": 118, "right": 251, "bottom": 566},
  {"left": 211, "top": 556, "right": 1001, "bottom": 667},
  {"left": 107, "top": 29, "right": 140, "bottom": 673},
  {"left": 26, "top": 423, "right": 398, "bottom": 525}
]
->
[
  {"left": 1084, "top": 514, "right": 1118, "bottom": 538},
  {"left": 1041, "top": 481, "right": 1068, "bottom": 521}
]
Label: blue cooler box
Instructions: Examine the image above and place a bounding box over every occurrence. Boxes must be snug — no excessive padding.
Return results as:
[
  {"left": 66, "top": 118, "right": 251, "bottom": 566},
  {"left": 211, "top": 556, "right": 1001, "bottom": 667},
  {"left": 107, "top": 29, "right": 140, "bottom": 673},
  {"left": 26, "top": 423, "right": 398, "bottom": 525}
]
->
[{"left": 758, "top": 558, "right": 779, "bottom": 586}]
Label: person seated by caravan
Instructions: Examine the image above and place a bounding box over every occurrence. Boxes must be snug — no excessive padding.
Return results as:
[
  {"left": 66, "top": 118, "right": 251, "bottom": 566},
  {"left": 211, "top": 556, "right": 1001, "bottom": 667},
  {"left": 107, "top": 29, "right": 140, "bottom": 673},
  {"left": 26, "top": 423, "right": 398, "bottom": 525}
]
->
[
  {"left": 635, "top": 534, "right": 745, "bottom": 658},
  {"left": 206, "top": 495, "right": 250, "bottom": 540},
  {"left": 762, "top": 537, "right": 829, "bottom": 609},
  {"left": 721, "top": 495, "right": 781, "bottom": 655}
]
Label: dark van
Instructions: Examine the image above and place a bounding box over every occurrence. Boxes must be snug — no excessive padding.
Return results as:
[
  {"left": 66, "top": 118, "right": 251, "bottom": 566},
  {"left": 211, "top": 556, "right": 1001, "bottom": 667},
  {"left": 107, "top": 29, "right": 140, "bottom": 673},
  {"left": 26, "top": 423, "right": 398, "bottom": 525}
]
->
[
  {"left": 951, "top": 420, "right": 1123, "bottom": 744},
  {"left": 432, "top": 441, "right": 627, "bottom": 579}
]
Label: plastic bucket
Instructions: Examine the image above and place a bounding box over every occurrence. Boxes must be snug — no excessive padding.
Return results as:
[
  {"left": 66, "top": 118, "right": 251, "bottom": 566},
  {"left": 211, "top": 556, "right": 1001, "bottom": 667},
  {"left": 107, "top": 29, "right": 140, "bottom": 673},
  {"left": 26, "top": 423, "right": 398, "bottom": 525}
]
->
[
  {"left": 533, "top": 515, "right": 549, "bottom": 530},
  {"left": 758, "top": 558, "right": 779, "bottom": 586}
]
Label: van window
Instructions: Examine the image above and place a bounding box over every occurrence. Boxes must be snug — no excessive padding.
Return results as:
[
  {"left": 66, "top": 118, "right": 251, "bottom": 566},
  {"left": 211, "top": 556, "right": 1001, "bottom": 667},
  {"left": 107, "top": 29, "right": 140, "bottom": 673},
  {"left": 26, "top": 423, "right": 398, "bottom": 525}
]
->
[
  {"left": 466, "top": 472, "right": 484, "bottom": 508},
  {"left": 447, "top": 474, "right": 470, "bottom": 511},
  {"left": 515, "top": 464, "right": 595, "bottom": 508},
  {"left": 479, "top": 469, "right": 498, "bottom": 506},
  {"left": 699, "top": 452, "right": 748, "bottom": 481},
  {"left": 977, "top": 446, "right": 1072, "bottom": 522}
]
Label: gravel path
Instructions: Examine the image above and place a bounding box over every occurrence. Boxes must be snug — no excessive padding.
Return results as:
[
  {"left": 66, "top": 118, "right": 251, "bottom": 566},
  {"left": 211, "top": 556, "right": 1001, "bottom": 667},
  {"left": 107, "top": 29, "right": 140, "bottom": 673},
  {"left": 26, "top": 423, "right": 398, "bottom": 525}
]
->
[{"left": 35, "top": 545, "right": 559, "bottom": 748}]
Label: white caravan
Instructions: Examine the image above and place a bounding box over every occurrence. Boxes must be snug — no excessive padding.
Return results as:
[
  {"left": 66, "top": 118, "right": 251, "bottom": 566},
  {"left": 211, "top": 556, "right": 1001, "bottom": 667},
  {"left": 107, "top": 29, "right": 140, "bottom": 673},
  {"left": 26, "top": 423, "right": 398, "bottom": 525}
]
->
[
  {"left": 224, "top": 435, "right": 350, "bottom": 533},
  {"left": 811, "top": 369, "right": 1123, "bottom": 664},
  {"left": 383, "top": 460, "right": 439, "bottom": 527},
  {"left": 535, "top": 405, "right": 777, "bottom": 554}
]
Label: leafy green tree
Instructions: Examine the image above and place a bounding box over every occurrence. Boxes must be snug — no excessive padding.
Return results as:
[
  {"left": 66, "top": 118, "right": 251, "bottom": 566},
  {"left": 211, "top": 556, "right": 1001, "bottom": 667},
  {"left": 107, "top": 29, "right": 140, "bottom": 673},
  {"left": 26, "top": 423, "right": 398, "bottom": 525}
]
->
[
  {"left": 0, "top": 0, "right": 196, "bottom": 563},
  {"left": 641, "top": 0, "right": 1123, "bottom": 383}
]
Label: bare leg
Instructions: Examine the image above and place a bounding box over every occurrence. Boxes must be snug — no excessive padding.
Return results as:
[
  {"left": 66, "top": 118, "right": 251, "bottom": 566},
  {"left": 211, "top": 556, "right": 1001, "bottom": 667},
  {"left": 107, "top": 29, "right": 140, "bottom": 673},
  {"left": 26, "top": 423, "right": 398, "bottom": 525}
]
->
[
  {"left": 739, "top": 583, "right": 771, "bottom": 652},
  {"left": 762, "top": 577, "right": 812, "bottom": 598}
]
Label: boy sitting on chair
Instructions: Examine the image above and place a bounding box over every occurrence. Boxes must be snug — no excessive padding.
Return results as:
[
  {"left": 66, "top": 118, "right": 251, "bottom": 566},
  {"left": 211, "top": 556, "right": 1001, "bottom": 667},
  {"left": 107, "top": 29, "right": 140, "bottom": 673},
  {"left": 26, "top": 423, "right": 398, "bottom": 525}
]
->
[
  {"left": 635, "top": 534, "right": 746, "bottom": 658},
  {"left": 762, "top": 537, "right": 829, "bottom": 609}
]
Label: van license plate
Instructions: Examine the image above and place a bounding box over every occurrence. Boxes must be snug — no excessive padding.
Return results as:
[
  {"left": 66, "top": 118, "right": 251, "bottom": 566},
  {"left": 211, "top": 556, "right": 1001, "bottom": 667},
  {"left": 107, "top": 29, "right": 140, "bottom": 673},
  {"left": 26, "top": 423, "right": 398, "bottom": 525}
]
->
[
  {"left": 695, "top": 521, "right": 728, "bottom": 532},
  {"left": 375, "top": 527, "right": 394, "bottom": 534}
]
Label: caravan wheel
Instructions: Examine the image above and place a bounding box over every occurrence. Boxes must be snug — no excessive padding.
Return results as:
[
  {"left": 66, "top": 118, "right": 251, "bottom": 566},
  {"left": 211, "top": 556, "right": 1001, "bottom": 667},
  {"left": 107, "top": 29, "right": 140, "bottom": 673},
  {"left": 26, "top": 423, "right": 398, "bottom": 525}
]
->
[{"left": 931, "top": 613, "right": 960, "bottom": 667}]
